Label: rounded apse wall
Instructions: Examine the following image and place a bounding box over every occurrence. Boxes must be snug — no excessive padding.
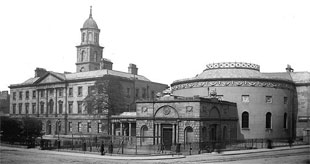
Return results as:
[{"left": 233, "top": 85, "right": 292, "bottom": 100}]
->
[{"left": 171, "top": 62, "right": 295, "bottom": 139}]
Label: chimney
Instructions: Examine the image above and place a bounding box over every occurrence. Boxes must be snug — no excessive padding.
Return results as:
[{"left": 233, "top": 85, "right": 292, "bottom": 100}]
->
[
  {"left": 128, "top": 63, "right": 138, "bottom": 75},
  {"left": 100, "top": 58, "right": 113, "bottom": 70},
  {"left": 35, "top": 68, "right": 47, "bottom": 77},
  {"left": 286, "top": 64, "right": 294, "bottom": 72}
]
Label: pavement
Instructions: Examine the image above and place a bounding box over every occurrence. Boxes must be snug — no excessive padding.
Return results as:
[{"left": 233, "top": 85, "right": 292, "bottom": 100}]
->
[{"left": 1, "top": 144, "right": 309, "bottom": 160}]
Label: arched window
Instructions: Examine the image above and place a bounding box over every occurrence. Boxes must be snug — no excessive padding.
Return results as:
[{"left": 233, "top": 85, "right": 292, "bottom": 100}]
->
[
  {"left": 202, "top": 127, "right": 207, "bottom": 142},
  {"left": 141, "top": 125, "right": 148, "bottom": 142},
  {"left": 223, "top": 126, "right": 227, "bottom": 141},
  {"left": 284, "top": 113, "right": 288, "bottom": 129},
  {"left": 80, "top": 67, "right": 85, "bottom": 72},
  {"left": 49, "top": 99, "right": 54, "bottom": 114},
  {"left": 40, "top": 102, "right": 44, "bottom": 114},
  {"left": 184, "top": 126, "right": 194, "bottom": 144},
  {"left": 82, "top": 33, "right": 85, "bottom": 42},
  {"left": 58, "top": 101, "right": 63, "bottom": 114},
  {"left": 81, "top": 51, "right": 85, "bottom": 62},
  {"left": 88, "top": 32, "right": 93, "bottom": 42},
  {"left": 266, "top": 112, "right": 272, "bottom": 129},
  {"left": 241, "top": 111, "right": 249, "bottom": 128}
]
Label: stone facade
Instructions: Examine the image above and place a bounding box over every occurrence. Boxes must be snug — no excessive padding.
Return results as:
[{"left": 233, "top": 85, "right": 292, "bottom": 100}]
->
[
  {"left": 135, "top": 96, "right": 238, "bottom": 149},
  {"left": 171, "top": 62, "right": 310, "bottom": 139},
  {"left": 9, "top": 8, "right": 168, "bottom": 137}
]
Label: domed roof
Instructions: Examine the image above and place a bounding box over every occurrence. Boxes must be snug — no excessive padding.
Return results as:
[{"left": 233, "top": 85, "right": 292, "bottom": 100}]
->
[
  {"left": 82, "top": 6, "right": 98, "bottom": 29},
  {"left": 172, "top": 62, "right": 292, "bottom": 84}
]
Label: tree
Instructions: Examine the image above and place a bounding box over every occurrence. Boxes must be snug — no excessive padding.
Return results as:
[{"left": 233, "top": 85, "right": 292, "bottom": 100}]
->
[
  {"left": 0, "top": 116, "right": 22, "bottom": 143},
  {"left": 83, "top": 76, "right": 126, "bottom": 115},
  {"left": 20, "top": 117, "right": 43, "bottom": 143},
  {"left": 0, "top": 116, "right": 43, "bottom": 145}
]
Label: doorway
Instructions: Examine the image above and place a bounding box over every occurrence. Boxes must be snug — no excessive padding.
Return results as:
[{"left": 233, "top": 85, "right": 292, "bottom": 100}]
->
[{"left": 162, "top": 127, "right": 172, "bottom": 150}]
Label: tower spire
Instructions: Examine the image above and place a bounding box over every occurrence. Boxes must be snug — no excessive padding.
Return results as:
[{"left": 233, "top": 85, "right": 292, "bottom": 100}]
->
[{"left": 89, "top": 6, "right": 92, "bottom": 18}]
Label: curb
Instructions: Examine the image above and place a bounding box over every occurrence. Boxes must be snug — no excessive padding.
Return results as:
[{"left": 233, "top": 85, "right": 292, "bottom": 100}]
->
[{"left": 0, "top": 145, "right": 185, "bottom": 160}]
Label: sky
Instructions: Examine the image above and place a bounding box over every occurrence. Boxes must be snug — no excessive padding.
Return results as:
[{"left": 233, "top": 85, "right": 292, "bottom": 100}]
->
[{"left": 0, "top": 0, "right": 309, "bottom": 92}]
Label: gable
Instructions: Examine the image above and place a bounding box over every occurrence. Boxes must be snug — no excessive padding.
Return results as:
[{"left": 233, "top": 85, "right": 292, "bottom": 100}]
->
[{"left": 37, "top": 74, "right": 63, "bottom": 84}]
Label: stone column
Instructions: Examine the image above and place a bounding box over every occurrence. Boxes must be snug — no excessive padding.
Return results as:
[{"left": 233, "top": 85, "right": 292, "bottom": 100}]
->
[
  {"left": 129, "top": 122, "right": 132, "bottom": 143},
  {"left": 176, "top": 123, "right": 179, "bottom": 143},
  {"left": 172, "top": 124, "right": 175, "bottom": 145},
  {"left": 158, "top": 124, "right": 161, "bottom": 144},
  {"left": 154, "top": 123, "right": 158, "bottom": 145},
  {"left": 111, "top": 122, "right": 115, "bottom": 136},
  {"left": 120, "top": 122, "right": 123, "bottom": 136}
]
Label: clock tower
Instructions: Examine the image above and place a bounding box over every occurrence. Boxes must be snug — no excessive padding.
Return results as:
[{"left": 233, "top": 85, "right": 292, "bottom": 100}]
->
[{"left": 76, "top": 6, "right": 104, "bottom": 72}]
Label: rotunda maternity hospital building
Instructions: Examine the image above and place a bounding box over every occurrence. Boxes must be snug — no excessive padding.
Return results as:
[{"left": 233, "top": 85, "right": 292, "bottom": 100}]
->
[{"left": 171, "top": 62, "right": 309, "bottom": 139}]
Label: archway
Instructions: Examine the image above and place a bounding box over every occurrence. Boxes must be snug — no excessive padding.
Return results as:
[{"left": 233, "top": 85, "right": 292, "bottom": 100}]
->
[{"left": 185, "top": 126, "right": 194, "bottom": 144}]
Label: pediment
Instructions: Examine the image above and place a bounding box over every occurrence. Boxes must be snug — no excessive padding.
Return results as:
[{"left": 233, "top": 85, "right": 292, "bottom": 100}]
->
[{"left": 36, "top": 74, "right": 64, "bottom": 84}]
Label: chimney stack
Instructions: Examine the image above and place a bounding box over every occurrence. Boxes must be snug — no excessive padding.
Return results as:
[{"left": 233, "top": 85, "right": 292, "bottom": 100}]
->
[
  {"left": 35, "top": 68, "right": 47, "bottom": 77},
  {"left": 100, "top": 58, "right": 113, "bottom": 70},
  {"left": 286, "top": 64, "right": 294, "bottom": 72},
  {"left": 128, "top": 63, "right": 138, "bottom": 75}
]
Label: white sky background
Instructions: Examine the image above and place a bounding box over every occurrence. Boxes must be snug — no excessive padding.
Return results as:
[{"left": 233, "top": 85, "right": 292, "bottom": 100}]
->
[{"left": 0, "top": 0, "right": 309, "bottom": 91}]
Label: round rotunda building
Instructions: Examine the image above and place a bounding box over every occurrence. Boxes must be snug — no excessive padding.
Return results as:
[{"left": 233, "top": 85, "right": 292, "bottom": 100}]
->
[{"left": 171, "top": 62, "right": 295, "bottom": 139}]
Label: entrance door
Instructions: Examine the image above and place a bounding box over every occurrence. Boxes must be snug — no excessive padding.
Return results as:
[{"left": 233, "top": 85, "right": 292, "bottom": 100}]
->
[
  {"left": 209, "top": 124, "right": 217, "bottom": 141},
  {"left": 162, "top": 128, "right": 172, "bottom": 150}
]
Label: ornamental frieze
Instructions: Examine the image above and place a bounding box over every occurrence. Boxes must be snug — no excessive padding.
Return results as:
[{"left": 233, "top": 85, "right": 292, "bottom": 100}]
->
[
  {"left": 205, "top": 62, "right": 260, "bottom": 71},
  {"left": 171, "top": 80, "right": 294, "bottom": 91}
]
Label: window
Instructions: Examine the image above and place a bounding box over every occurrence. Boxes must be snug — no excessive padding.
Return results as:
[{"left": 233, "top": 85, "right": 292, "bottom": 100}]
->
[
  {"left": 241, "top": 95, "right": 250, "bottom": 103},
  {"left": 141, "top": 126, "right": 148, "bottom": 142},
  {"left": 142, "top": 88, "right": 146, "bottom": 99},
  {"left": 266, "top": 112, "right": 272, "bottom": 129},
  {"left": 78, "top": 122, "right": 82, "bottom": 132},
  {"left": 185, "top": 126, "right": 194, "bottom": 144},
  {"left": 40, "top": 90, "right": 45, "bottom": 98},
  {"left": 19, "top": 91, "right": 23, "bottom": 100},
  {"left": 58, "top": 101, "right": 63, "bottom": 114},
  {"left": 58, "top": 88, "right": 63, "bottom": 97},
  {"left": 151, "top": 91, "right": 155, "bottom": 99},
  {"left": 81, "top": 51, "right": 85, "bottom": 62},
  {"left": 82, "top": 33, "right": 85, "bottom": 42},
  {"left": 88, "top": 32, "right": 93, "bottom": 42},
  {"left": 136, "top": 88, "right": 139, "bottom": 98},
  {"left": 25, "top": 91, "right": 29, "bottom": 99},
  {"left": 40, "top": 102, "right": 44, "bottom": 114},
  {"left": 242, "top": 111, "right": 249, "bottom": 128},
  {"left": 18, "top": 103, "right": 22, "bottom": 114},
  {"left": 49, "top": 89, "right": 54, "bottom": 96},
  {"left": 49, "top": 100, "right": 54, "bottom": 114},
  {"left": 78, "top": 86, "right": 83, "bottom": 96},
  {"left": 68, "top": 102, "right": 73, "bottom": 114},
  {"left": 25, "top": 103, "right": 29, "bottom": 114},
  {"left": 87, "top": 122, "right": 91, "bottom": 133},
  {"left": 13, "top": 92, "right": 16, "bottom": 100},
  {"left": 12, "top": 104, "right": 16, "bottom": 114},
  {"left": 98, "top": 122, "right": 102, "bottom": 133},
  {"left": 68, "top": 122, "right": 72, "bottom": 132},
  {"left": 266, "top": 96, "right": 272, "bottom": 103},
  {"left": 32, "top": 103, "right": 36, "bottom": 114},
  {"left": 77, "top": 101, "right": 83, "bottom": 114},
  {"left": 284, "top": 113, "right": 288, "bottom": 129},
  {"left": 127, "top": 88, "right": 130, "bottom": 97},
  {"left": 284, "top": 97, "right": 288, "bottom": 104},
  {"left": 69, "top": 88, "right": 73, "bottom": 97},
  {"left": 32, "top": 91, "right": 36, "bottom": 99}
]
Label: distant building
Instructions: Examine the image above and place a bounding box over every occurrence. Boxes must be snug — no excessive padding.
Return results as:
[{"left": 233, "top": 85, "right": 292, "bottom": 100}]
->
[
  {"left": 171, "top": 62, "right": 310, "bottom": 139},
  {"left": 0, "top": 91, "right": 10, "bottom": 115}
]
